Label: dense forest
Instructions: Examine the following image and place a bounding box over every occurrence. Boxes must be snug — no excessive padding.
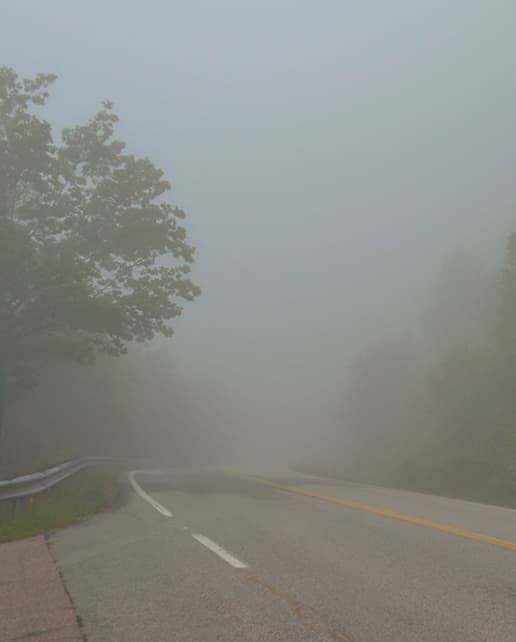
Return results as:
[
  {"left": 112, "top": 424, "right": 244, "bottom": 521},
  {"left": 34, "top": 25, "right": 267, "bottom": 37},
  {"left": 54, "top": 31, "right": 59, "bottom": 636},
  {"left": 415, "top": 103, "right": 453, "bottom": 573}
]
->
[{"left": 304, "top": 244, "right": 516, "bottom": 506}]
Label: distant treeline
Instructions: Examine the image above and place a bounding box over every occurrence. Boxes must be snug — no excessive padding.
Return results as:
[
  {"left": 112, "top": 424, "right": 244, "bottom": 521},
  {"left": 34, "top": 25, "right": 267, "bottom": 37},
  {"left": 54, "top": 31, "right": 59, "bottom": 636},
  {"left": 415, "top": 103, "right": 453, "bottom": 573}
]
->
[
  {"left": 1, "top": 347, "right": 233, "bottom": 476},
  {"left": 303, "top": 234, "right": 516, "bottom": 506}
]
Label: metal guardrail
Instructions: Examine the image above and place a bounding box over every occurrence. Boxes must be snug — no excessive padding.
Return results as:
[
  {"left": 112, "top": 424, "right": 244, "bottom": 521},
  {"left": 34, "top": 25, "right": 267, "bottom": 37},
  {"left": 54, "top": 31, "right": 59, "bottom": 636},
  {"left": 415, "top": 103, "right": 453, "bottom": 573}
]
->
[{"left": 0, "top": 457, "right": 130, "bottom": 501}]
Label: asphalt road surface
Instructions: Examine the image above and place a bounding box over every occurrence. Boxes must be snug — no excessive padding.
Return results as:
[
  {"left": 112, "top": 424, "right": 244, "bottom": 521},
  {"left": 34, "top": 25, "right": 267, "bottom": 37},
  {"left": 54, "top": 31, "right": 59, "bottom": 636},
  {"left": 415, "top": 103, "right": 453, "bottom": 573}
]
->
[{"left": 49, "top": 468, "right": 516, "bottom": 641}]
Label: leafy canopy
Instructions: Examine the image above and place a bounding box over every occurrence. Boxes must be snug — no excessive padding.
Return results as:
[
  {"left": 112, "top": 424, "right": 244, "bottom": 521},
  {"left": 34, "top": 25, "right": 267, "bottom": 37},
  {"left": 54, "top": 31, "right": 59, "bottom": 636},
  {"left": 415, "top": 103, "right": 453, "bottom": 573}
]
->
[{"left": 0, "top": 67, "right": 200, "bottom": 398}]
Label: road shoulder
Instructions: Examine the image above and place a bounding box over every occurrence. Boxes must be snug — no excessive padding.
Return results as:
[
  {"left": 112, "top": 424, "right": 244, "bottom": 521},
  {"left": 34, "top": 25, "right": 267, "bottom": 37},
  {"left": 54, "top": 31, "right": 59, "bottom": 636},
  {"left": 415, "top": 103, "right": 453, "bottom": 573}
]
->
[{"left": 0, "top": 535, "right": 82, "bottom": 641}]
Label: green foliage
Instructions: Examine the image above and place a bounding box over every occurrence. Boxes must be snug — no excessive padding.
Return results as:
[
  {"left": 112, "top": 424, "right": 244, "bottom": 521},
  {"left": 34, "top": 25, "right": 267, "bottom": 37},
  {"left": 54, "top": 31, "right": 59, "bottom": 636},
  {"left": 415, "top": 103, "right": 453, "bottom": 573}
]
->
[
  {"left": 496, "top": 232, "right": 516, "bottom": 363},
  {"left": 421, "top": 254, "right": 496, "bottom": 359},
  {"left": 339, "top": 334, "right": 430, "bottom": 483},
  {"left": 0, "top": 67, "right": 200, "bottom": 401},
  {"left": 320, "top": 249, "right": 516, "bottom": 506}
]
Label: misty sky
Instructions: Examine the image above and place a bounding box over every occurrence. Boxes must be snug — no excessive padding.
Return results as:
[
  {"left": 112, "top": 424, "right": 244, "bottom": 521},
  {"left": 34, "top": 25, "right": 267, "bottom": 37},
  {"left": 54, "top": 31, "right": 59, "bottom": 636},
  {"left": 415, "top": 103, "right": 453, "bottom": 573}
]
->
[{"left": 3, "top": 1, "right": 516, "bottom": 449}]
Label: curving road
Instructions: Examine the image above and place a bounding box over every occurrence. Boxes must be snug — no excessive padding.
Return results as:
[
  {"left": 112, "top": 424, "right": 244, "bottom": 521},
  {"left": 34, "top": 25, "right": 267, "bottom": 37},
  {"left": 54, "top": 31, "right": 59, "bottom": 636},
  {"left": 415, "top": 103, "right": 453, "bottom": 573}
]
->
[{"left": 49, "top": 468, "right": 516, "bottom": 641}]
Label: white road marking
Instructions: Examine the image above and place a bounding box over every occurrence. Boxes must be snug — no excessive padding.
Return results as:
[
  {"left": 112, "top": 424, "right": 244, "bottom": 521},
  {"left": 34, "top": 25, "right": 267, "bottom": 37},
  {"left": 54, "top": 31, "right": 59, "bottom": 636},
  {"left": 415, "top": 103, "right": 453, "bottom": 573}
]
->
[
  {"left": 128, "top": 470, "right": 173, "bottom": 517},
  {"left": 192, "top": 533, "right": 248, "bottom": 569}
]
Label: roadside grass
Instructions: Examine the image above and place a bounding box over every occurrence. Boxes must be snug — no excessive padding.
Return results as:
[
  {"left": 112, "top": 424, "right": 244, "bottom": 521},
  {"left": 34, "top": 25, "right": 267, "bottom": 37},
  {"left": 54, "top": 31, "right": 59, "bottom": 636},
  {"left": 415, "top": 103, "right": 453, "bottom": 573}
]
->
[{"left": 0, "top": 468, "right": 122, "bottom": 542}]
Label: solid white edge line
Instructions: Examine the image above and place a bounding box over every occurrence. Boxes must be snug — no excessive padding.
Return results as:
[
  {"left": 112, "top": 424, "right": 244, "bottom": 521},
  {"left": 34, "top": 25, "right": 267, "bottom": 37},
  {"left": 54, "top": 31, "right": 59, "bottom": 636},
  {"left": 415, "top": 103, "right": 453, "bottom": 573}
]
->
[
  {"left": 192, "top": 533, "right": 248, "bottom": 569},
  {"left": 128, "top": 470, "right": 173, "bottom": 517}
]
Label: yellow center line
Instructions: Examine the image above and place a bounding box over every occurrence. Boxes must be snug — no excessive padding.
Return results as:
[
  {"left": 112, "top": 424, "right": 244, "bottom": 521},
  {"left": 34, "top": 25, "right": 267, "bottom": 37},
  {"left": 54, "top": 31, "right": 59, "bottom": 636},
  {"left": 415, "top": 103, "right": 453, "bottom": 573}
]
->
[{"left": 239, "top": 474, "right": 516, "bottom": 552}]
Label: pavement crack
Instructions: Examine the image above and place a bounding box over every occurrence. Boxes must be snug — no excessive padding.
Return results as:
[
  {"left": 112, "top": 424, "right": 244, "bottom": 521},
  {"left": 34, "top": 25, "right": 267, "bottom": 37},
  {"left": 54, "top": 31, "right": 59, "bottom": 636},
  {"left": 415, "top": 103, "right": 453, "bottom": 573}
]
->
[
  {"left": 244, "top": 574, "right": 355, "bottom": 642},
  {"left": 9, "top": 624, "right": 70, "bottom": 640}
]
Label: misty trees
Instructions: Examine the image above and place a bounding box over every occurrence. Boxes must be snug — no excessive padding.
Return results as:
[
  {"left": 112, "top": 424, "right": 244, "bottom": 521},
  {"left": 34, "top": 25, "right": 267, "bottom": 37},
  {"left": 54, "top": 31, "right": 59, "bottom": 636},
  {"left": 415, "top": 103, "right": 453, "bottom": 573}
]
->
[
  {"left": 340, "top": 334, "right": 430, "bottom": 484},
  {"left": 496, "top": 232, "right": 516, "bottom": 374},
  {"left": 0, "top": 67, "right": 200, "bottom": 435},
  {"left": 491, "top": 233, "right": 516, "bottom": 466},
  {"left": 2, "top": 349, "right": 233, "bottom": 475},
  {"left": 324, "top": 247, "right": 516, "bottom": 504},
  {"left": 421, "top": 254, "right": 496, "bottom": 359}
]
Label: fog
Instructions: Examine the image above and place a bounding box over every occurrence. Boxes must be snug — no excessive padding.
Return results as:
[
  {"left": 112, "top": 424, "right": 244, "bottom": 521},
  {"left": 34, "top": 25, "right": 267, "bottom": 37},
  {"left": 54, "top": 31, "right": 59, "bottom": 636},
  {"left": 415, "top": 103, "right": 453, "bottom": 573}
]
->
[{"left": 2, "top": 1, "right": 516, "bottom": 480}]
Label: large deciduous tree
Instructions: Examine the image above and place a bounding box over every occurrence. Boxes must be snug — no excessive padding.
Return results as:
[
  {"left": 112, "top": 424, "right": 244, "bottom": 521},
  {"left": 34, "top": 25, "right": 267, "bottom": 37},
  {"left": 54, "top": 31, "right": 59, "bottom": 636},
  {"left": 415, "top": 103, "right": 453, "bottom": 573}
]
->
[{"left": 0, "top": 67, "right": 200, "bottom": 429}]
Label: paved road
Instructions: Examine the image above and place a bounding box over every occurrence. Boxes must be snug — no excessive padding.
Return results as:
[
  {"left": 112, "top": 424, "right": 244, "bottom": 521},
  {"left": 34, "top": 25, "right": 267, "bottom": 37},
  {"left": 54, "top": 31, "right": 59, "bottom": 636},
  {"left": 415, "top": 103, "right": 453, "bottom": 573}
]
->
[{"left": 49, "top": 469, "right": 516, "bottom": 641}]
